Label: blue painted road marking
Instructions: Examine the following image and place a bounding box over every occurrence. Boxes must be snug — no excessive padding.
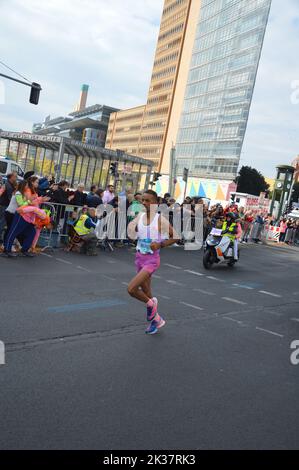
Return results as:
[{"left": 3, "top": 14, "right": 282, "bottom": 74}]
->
[{"left": 48, "top": 299, "right": 126, "bottom": 313}]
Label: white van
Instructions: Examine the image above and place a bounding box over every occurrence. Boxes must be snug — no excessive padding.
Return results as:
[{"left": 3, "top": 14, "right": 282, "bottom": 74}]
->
[{"left": 0, "top": 156, "right": 24, "bottom": 181}]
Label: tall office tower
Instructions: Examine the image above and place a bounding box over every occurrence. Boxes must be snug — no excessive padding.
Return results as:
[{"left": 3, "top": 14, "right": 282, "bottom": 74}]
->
[
  {"left": 107, "top": 0, "right": 272, "bottom": 181},
  {"left": 173, "top": 0, "right": 272, "bottom": 180}
]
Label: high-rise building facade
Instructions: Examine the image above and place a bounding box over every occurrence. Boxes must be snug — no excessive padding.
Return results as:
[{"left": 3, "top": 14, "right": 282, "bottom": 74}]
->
[
  {"left": 106, "top": 0, "right": 272, "bottom": 181},
  {"left": 106, "top": 0, "right": 202, "bottom": 168},
  {"left": 174, "top": 0, "right": 272, "bottom": 180}
]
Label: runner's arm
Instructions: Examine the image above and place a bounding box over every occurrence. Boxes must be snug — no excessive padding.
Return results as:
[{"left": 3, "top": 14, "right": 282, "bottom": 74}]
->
[
  {"left": 151, "top": 216, "right": 179, "bottom": 250},
  {"left": 127, "top": 212, "right": 142, "bottom": 241}
]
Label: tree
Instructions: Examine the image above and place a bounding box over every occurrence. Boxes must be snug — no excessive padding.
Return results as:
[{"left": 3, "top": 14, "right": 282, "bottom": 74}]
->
[
  {"left": 291, "top": 182, "right": 299, "bottom": 204},
  {"left": 235, "top": 166, "right": 269, "bottom": 196}
]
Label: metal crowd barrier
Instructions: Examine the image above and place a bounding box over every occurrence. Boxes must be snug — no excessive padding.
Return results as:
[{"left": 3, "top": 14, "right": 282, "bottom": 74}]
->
[{"left": 38, "top": 202, "right": 87, "bottom": 250}]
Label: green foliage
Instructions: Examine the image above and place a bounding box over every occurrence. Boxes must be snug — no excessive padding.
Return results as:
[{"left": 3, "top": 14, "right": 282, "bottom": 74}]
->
[{"left": 235, "top": 166, "right": 269, "bottom": 196}]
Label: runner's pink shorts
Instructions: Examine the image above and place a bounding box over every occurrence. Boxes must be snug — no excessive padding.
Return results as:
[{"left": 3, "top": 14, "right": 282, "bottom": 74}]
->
[{"left": 135, "top": 252, "right": 160, "bottom": 276}]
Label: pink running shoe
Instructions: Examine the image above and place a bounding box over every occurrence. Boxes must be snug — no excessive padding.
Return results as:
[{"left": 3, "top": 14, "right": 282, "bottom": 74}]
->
[{"left": 146, "top": 297, "right": 158, "bottom": 322}]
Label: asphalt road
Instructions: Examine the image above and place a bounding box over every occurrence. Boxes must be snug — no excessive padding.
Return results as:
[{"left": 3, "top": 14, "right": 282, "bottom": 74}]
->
[{"left": 0, "top": 243, "right": 298, "bottom": 450}]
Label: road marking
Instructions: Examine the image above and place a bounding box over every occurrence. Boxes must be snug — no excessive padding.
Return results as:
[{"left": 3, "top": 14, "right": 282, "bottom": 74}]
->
[
  {"left": 107, "top": 260, "right": 117, "bottom": 264},
  {"left": 193, "top": 288, "right": 215, "bottom": 296},
  {"left": 180, "top": 301, "right": 203, "bottom": 311},
  {"left": 223, "top": 317, "right": 244, "bottom": 325},
  {"left": 122, "top": 282, "right": 129, "bottom": 286},
  {"left": 55, "top": 258, "right": 72, "bottom": 265},
  {"left": 40, "top": 253, "right": 53, "bottom": 258},
  {"left": 232, "top": 284, "right": 254, "bottom": 290},
  {"left": 77, "top": 266, "right": 91, "bottom": 273},
  {"left": 152, "top": 274, "right": 162, "bottom": 279},
  {"left": 291, "top": 318, "right": 299, "bottom": 323},
  {"left": 159, "top": 294, "right": 171, "bottom": 300},
  {"left": 256, "top": 327, "right": 284, "bottom": 338},
  {"left": 184, "top": 270, "right": 204, "bottom": 276},
  {"left": 207, "top": 276, "right": 224, "bottom": 282},
  {"left": 259, "top": 290, "right": 282, "bottom": 298},
  {"left": 48, "top": 299, "right": 126, "bottom": 313},
  {"left": 164, "top": 263, "right": 182, "bottom": 270},
  {"left": 222, "top": 297, "right": 247, "bottom": 305},
  {"left": 166, "top": 280, "right": 185, "bottom": 286}
]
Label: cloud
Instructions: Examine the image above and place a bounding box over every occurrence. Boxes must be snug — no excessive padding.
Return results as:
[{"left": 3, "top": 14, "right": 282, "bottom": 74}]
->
[
  {"left": 242, "top": 0, "right": 299, "bottom": 176},
  {"left": 0, "top": 0, "right": 298, "bottom": 178},
  {"left": 0, "top": 0, "right": 162, "bottom": 130}
]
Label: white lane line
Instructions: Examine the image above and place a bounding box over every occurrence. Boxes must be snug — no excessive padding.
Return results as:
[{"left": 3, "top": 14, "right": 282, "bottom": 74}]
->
[
  {"left": 55, "top": 258, "right": 72, "bottom": 265},
  {"left": 159, "top": 294, "right": 171, "bottom": 300},
  {"left": 233, "top": 284, "right": 254, "bottom": 290},
  {"left": 107, "top": 260, "right": 117, "bottom": 264},
  {"left": 193, "top": 288, "right": 215, "bottom": 296},
  {"left": 164, "top": 263, "right": 182, "bottom": 270},
  {"left": 223, "top": 317, "right": 244, "bottom": 325},
  {"left": 77, "top": 266, "right": 91, "bottom": 273},
  {"left": 180, "top": 301, "right": 203, "bottom": 311},
  {"left": 291, "top": 318, "right": 299, "bottom": 323},
  {"left": 207, "top": 276, "right": 224, "bottom": 282},
  {"left": 256, "top": 327, "right": 284, "bottom": 338},
  {"left": 184, "top": 270, "right": 204, "bottom": 276},
  {"left": 40, "top": 253, "right": 53, "bottom": 258},
  {"left": 259, "top": 290, "right": 282, "bottom": 298},
  {"left": 152, "top": 274, "right": 162, "bottom": 279},
  {"left": 122, "top": 282, "right": 129, "bottom": 286},
  {"left": 222, "top": 297, "right": 247, "bottom": 305},
  {"left": 166, "top": 280, "right": 185, "bottom": 286}
]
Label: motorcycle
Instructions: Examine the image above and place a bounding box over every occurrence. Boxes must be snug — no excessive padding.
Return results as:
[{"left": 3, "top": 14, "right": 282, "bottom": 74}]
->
[{"left": 203, "top": 228, "right": 239, "bottom": 269}]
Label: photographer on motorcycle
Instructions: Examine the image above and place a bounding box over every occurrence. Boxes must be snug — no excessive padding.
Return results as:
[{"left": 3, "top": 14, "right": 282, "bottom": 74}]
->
[{"left": 221, "top": 212, "right": 239, "bottom": 261}]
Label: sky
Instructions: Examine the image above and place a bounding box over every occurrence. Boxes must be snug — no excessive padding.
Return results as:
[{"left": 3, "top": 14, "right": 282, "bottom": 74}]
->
[{"left": 0, "top": 0, "right": 298, "bottom": 178}]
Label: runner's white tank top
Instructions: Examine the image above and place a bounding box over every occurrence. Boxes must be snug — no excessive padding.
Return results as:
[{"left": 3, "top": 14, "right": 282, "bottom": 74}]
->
[{"left": 136, "top": 213, "right": 160, "bottom": 255}]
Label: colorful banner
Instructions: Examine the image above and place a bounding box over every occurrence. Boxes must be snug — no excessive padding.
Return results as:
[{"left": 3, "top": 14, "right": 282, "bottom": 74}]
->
[{"left": 155, "top": 176, "right": 236, "bottom": 204}]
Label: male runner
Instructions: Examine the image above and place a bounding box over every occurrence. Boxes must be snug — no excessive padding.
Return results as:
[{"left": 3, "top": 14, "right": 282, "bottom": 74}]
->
[{"left": 127, "top": 190, "right": 178, "bottom": 335}]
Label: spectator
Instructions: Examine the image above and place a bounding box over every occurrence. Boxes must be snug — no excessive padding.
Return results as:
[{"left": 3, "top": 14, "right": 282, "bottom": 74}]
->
[
  {"left": 279, "top": 218, "right": 288, "bottom": 242},
  {"left": 252, "top": 213, "right": 265, "bottom": 243},
  {"left": 38, "top": 176, "right": 50, "bottom": 196},
  {"left": 50, "top": 181, "right": 74, "bottom": 205},
  {"left": 102, "top": 185, "right": 115, "bottom": 204},
  {"left": 86, "top": 185, "right": 103, "bottom": 208},
  {"left": 72, "top": 207, "right": 98, "bottom": 256},
  {"left": 241, "top": 211, "right": 254, "bottom": 243},
  {"left": 0, "top": 172, "right": 18, "bottom": 245},
  {"left": 72, "top": 183, "right": 87, "bottom": 207}
]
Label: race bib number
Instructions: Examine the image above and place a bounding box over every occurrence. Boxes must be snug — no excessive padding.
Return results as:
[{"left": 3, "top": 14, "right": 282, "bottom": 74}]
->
[{"left": 137, "top": 238, "right": 153, "bottom": 254}]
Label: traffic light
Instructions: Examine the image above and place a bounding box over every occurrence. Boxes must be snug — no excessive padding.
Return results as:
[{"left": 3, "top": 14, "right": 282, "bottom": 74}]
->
[
  {"left": 29, "top": 82, "right": 41, "bottom": 105},
  {"left": 183, "top": 168, "right": 189, "bottom": 183},
  {"left": 110, "top": 162, "right": 117, "bottom": 176}
]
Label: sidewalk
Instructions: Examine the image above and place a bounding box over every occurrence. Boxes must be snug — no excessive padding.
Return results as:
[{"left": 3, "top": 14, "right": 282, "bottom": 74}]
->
[{"left": 263, "top": 240, "right": 299, "bottom": 252}]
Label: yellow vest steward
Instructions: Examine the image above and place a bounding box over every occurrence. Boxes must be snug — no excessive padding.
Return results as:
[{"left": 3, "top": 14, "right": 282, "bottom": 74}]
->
[
  {"left": 222, "top": 221, "right": 237, "bottom": 241},
  {"left": 74, "top": 215, "right": 92, "bottom": 236}
]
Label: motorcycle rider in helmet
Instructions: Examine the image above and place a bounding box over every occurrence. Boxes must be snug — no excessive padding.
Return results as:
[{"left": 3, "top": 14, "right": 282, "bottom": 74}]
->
[{"left": 221, "top": 212, "right": 239, "bottom": 261}]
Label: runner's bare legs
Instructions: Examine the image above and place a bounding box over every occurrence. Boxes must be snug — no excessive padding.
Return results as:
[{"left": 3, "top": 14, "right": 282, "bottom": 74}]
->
[{"left": 128, "top": 270, "right": 152, "bottom": 303}]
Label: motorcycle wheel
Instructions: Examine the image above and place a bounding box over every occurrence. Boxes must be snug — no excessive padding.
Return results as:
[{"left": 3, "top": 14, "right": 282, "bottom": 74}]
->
[{"left": 203, "top": 250, "right": 213, "bottom": 269}]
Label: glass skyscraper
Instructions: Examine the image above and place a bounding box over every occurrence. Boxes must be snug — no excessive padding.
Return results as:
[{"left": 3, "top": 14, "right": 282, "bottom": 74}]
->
[{"left": 175, "top": 0, "right": 272, "bottom": 180}]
